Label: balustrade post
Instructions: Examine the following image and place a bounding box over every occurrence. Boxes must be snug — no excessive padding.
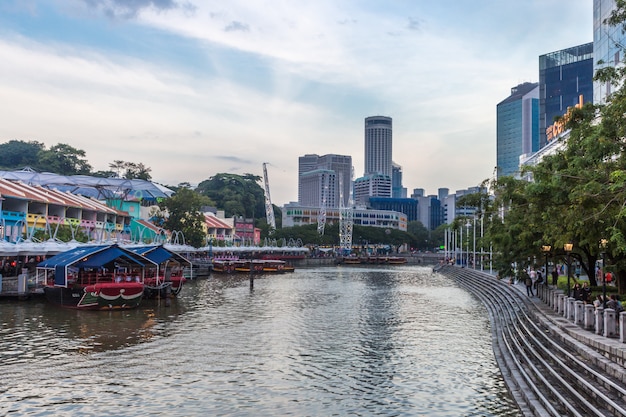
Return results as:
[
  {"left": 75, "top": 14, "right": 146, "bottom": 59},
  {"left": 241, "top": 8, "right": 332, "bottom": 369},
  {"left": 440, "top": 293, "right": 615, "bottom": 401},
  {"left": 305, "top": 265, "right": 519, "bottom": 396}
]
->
[
  {"left": 604, "top": 308, "right": 617, "bottom": 338},
  {"left": 584, "top": 304, "right": 595, "bottom": 330},
  {"left": 595, "top": 307, "right": 604, "bottom": 335}
]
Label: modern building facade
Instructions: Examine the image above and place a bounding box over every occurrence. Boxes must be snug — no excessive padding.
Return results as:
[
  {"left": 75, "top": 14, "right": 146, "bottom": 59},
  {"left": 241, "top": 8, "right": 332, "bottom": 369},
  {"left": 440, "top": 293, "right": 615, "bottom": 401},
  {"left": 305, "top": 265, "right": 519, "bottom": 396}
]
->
[
  {"left": 539, "top": 43, "right": 593, "bottom": 147},
  {"left": 353, "top": 174, "right": 392, "bottom": 205},
  {"left": 496, "top": 82, "right": 540, "bottom": 178},
  {"left": 594, "top": 0, "right": 625, "bottom": 104},
  {"left": 364, "top": 116, "right": 393, "bottom": 177},
  {"left": 298, "top": 154, "right": 352, "bottom": 208},
  {"left": 368, "top": 197, "right": 418, "bottom": 222},
  {"left": 282, "top": 202, "right": 407, "bottom": 232},
  {"left": 391, "top": 163, "right": 407, "bottom": 198}
]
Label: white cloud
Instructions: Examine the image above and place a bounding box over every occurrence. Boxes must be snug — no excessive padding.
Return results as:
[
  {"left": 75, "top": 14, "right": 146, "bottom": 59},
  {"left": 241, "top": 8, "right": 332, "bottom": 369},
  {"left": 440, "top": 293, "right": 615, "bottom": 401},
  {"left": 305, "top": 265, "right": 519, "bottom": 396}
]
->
[{"left": 0, "top": 0, "right": 595, "bottom": 203}]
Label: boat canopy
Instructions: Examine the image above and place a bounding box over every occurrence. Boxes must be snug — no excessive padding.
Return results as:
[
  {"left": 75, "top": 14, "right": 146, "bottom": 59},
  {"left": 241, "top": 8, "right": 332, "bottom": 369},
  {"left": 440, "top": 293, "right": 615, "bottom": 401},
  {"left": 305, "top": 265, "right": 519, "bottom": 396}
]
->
[
  {"left": 127, "top": 245, "right": 192, "bottom": 266},
  {"left": 37, "top": 244, "right": 155, "bottom": 286}
]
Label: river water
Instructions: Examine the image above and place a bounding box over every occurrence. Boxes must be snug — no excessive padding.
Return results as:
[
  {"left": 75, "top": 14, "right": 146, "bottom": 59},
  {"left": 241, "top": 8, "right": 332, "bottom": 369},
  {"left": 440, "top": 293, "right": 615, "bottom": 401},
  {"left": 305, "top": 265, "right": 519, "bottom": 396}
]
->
[{"left": 0, "top": 265, "right": 521, "bottom": 416}]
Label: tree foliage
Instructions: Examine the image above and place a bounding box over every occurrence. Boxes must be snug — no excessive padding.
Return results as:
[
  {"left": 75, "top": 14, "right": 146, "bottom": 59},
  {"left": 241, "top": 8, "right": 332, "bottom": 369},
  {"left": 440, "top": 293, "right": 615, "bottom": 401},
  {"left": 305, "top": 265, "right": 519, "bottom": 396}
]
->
[
  {"left": 0, "top": 140, "right": 45, "bottom": 170},
  {"left": 156, "top": 188, "right": 215, "bottom": 248},
  {"left": 481, "top": 3, "right": 626, "bottom": 292},
  {"left": 36, "top": 143, "right": 92, "bottom": 175},
  {"left": 196, "top": 173, "right": 266, "bottom": 219}
]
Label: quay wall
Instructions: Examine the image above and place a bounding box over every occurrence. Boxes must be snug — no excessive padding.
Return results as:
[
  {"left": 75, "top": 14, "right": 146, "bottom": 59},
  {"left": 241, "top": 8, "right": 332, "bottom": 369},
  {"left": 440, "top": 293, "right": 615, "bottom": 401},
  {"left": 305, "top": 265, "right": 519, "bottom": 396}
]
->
[{"left": 298, "top": 253, "right": 442, "bottom": 267}]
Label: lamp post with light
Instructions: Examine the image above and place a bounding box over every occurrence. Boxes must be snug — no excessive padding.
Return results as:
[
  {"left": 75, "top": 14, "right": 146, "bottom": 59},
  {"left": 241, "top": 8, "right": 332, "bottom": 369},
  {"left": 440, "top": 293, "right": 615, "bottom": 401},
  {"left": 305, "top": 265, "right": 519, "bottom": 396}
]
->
[
  {"left": 465, "top": 220, "right": 471, "bottom": 267},
  {"left": 564, "top": 243, "right": 573, "bottom": 297},
  {"left": 542, "top": 245, "right": 551, "bottom": 288},
  {"left": 600, "top": 239, "right": 608, "bottom": 309}
]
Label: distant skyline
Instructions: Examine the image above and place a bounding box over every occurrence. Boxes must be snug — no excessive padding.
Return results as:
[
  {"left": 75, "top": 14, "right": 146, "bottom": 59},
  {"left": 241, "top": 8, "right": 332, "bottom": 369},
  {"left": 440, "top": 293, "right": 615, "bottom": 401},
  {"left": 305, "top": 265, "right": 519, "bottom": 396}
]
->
[{"left": 0, "top": 1, "right": 592, "bottom": 205}]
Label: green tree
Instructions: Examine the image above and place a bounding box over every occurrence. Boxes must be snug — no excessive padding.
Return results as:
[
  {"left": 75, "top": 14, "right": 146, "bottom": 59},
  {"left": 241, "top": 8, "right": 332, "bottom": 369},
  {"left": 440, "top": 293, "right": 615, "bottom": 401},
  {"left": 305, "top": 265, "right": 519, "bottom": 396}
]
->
[
  {"left": 37, "top": 143, "right": 92, "bottom": 175},
  {"left": 407, "top": 221, "right": 429, "bottom": 250},
  {"left": 157, "top": 188, "right": 215, "bottom": 248},
  {"left": 0, "top": 140, "right": 45, "bottom": 169},
  {"left": 196, "top": 173, "right": 265, "bottom": 219}
]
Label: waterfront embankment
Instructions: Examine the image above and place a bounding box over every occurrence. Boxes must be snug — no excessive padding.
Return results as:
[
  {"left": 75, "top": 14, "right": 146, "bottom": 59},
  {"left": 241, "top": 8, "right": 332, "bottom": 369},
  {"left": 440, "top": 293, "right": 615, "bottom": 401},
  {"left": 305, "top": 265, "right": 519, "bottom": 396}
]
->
[{"left": 436, "top": 264, "right": 626, "bottom": 416}]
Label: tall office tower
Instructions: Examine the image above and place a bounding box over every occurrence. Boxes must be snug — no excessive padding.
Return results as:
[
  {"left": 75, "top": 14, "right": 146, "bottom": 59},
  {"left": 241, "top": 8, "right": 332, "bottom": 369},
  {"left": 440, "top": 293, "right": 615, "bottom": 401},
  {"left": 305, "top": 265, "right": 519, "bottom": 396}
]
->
[
  {"left": 496, "top": 82, "right": 540, "bottom": 178},
  {"left": 298, "top": 154, "right": 352, "bottom": 208},
  {"left": 391, "top": 163, "right": 407, "bottom": 198},
  {"left": 594, "top": 0, "right": 625, "bottom": 104},
  {"left": 364, "top": 116, "right": 392, "bottom": 177},
  {"left": 539, "top": 43, "right": 593, "bottom": 147},
  {"left": 438, "top": 188, "right": 449, "bottom": 201},
  {"left": 299, "top": 169, "right": 336, "bottom": 208}
]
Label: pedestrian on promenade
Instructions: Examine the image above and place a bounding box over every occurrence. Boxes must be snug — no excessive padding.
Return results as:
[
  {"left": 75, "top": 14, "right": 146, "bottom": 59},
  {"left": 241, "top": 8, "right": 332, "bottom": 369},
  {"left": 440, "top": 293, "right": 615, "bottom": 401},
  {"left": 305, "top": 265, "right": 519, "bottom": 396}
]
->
[
  {"left": 593, "top": 294, "right": 604, "bottom": 308},
  {"left": 523, "top": 269, "right": 533, "bottom": 297},
  {"left": 551, "top": 268, "right": 559, "bottom": 286},
  {"left": 581, "top": 282, "right": 591, "bottom": 303}
]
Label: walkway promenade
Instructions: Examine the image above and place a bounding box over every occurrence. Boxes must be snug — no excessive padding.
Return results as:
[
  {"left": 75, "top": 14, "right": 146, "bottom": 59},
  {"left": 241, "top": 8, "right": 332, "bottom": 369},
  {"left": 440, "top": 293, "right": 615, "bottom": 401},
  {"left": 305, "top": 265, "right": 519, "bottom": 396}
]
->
[{"left": 436, "top": 264, "right": 626, "bottom": 417}]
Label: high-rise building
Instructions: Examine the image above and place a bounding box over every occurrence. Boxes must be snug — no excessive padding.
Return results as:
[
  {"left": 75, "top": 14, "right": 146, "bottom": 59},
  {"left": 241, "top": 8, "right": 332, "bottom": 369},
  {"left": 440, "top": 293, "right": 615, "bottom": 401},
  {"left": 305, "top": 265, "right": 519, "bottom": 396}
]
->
[
  {"left": 354, "top": 116, "right": 393, "bottom": 203},
  {"left": 353, "top": 174, "right": 392, "bottom": 205},
  {"left": 391, "top": 163, "right": 407, "bottom": 198},
  {"left": 496, "top": 82, "right": 540, "bottom": 178},
  {"left": 298, "top": 154, "right": 352, "bottom": 208},
  {"left": 539, "top": 43, "right": 593, "bottom": 147},
  {"left": 364, "top": 116, "right": 393, "bottom": 177},
  {"left": 594, "top": 0, "right": 625, "bottom": 104}
]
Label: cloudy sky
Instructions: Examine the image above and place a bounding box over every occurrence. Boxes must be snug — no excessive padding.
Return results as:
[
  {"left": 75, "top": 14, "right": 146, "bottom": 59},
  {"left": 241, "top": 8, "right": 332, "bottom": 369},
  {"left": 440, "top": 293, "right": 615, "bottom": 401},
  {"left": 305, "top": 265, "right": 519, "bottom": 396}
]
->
[{"left": 0, "top": 0, "right": 592, "bottom": 205}]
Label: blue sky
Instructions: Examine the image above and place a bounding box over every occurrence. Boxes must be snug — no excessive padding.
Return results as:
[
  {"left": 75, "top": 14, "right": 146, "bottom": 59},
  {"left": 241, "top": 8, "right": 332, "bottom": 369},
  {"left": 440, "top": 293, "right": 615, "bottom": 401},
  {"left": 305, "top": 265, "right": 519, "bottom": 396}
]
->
[{"left": 0, "top": 0, "right": 592, "bottom": 205}]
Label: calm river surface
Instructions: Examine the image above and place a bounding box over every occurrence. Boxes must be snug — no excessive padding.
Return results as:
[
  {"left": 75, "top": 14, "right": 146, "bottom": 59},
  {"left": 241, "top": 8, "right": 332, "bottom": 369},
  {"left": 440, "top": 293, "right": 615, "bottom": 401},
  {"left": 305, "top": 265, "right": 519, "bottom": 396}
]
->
[{"left": 0, "top": 265, "right": 521, "bottom": 416}]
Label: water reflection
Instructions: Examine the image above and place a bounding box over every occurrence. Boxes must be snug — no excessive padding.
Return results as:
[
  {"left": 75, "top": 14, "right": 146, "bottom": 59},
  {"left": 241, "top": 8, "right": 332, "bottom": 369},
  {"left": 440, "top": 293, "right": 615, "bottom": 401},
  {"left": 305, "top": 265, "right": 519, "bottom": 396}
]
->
[
  {"left": 0, "top": 267, "right": 522, "bottom": 416},
  {"left": 0, "top": 296, "right": 187, "bottom": 356}
]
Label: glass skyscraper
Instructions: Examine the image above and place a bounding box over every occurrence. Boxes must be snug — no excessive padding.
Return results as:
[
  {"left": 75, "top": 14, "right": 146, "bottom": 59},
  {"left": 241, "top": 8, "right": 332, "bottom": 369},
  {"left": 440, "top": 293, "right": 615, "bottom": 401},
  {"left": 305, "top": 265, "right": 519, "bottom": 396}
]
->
[
  {"left": 539, "top": 43, "right": 593, "bottom": 147},
  {"left": 496, "top": 82, "right": 540, "bottom": 178},
  {"left": 594, "top": 0, "right": 626, "bottom": 104}
]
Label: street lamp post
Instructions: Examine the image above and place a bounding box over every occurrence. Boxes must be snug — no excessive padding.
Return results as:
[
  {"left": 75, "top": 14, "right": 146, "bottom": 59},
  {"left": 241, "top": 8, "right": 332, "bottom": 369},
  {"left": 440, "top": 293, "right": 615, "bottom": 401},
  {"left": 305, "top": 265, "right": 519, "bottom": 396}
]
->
[
  {"left": 465, "top": 220, "right": 471, "bottom": 267},
  {"left": 542, "top": 245, "right": 551, "bottom": 287},
  {"left": 564, "top": 243, "right": 573, "bottom": 297},
  {"left": 600, "top": 239, "right": 608, "bottom": 309}
]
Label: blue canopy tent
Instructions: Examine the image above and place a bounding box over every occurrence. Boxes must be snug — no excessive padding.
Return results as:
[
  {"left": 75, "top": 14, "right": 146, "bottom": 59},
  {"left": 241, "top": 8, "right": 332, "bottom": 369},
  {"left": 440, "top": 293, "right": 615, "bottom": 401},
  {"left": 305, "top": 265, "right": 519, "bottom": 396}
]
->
[
  {"left": 127, "top": 245, "right": 192, "bottom": 278},
  {"left": 128, "top": 245, "right": 191, "bottom": 265},
  {"left": 37, "top": 244, "right": 156, "bottom": 287}
]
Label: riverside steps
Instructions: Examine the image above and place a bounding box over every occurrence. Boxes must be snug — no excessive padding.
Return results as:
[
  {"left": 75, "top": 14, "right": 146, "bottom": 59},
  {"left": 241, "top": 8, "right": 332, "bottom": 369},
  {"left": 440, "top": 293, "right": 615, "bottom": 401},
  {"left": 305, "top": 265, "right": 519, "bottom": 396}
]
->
[{"left": 435, "top": 264, "right": 626, "bottom": 417}]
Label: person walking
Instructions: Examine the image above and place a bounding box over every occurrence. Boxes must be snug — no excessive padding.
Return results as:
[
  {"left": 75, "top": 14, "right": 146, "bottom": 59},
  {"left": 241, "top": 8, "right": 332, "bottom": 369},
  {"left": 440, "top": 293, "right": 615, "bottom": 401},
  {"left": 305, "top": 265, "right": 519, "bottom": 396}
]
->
[
  {"left": 551, "top": 267, "right": 559, "bottom": 286},
  {"left": 523, "top": 269, "right": 533, "bottom": 297}
]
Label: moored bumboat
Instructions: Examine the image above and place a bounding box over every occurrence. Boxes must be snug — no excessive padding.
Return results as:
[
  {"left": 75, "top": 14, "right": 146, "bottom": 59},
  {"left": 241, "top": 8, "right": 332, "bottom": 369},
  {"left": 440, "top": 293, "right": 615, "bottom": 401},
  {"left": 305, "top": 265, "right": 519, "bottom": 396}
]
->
[{"left": 37, "top": 244, "right": 156, "bottom": 310}]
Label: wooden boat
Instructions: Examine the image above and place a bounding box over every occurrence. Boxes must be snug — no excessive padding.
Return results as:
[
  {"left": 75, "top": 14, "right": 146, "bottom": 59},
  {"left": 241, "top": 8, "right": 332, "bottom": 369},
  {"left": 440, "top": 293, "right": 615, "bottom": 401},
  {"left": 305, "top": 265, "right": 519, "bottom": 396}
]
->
[
  {"left": 127, "top": 245, "right": 191, "bottom": 299},
  {"left": 37, "top": 244, "right": 154, "bottom": 310},
  {"left": 43, "top": 281, "right": 145, "bottom": 310},
  {"left": 338, "top": 255, "right": 407, "bottom": 266},
  {"left": 230, "top": 259, "right": 295, "bottom": 274},
  {"left": 212, "top": 259, "right": 236, "bottom": 274},
  {"left": 341, "top": 256, "right": 362, "bottom": 264},
  {"left": 142, "top": 274, "right": 186, "bottom": 299},
  {"left": 387, "top": 256, "right": 408, "bottom": 264}
]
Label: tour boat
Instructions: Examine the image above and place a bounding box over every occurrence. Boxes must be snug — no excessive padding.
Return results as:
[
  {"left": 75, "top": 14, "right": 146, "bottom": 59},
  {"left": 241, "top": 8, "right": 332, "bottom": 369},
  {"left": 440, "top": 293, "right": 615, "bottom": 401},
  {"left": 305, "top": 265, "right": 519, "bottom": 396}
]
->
[
  {"left": 37, "top": 244, "right": 155, "bottom": 310},
  {"left": 127, "top": 245, "right": 191, "bottom": 299},
  {"left": 212, "top": 259, "right": 236, "bottom": 274}
]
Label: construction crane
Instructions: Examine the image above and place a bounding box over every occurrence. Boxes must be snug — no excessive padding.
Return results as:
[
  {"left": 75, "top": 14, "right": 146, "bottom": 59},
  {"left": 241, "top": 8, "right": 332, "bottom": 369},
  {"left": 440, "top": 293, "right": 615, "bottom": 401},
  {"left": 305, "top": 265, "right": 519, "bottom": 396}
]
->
[
  {"left": 262, "top": 163, "right": 276, "bottom": 233},
  {"left": 338, "top": 172, "right": 353, "bottom": 255}
]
